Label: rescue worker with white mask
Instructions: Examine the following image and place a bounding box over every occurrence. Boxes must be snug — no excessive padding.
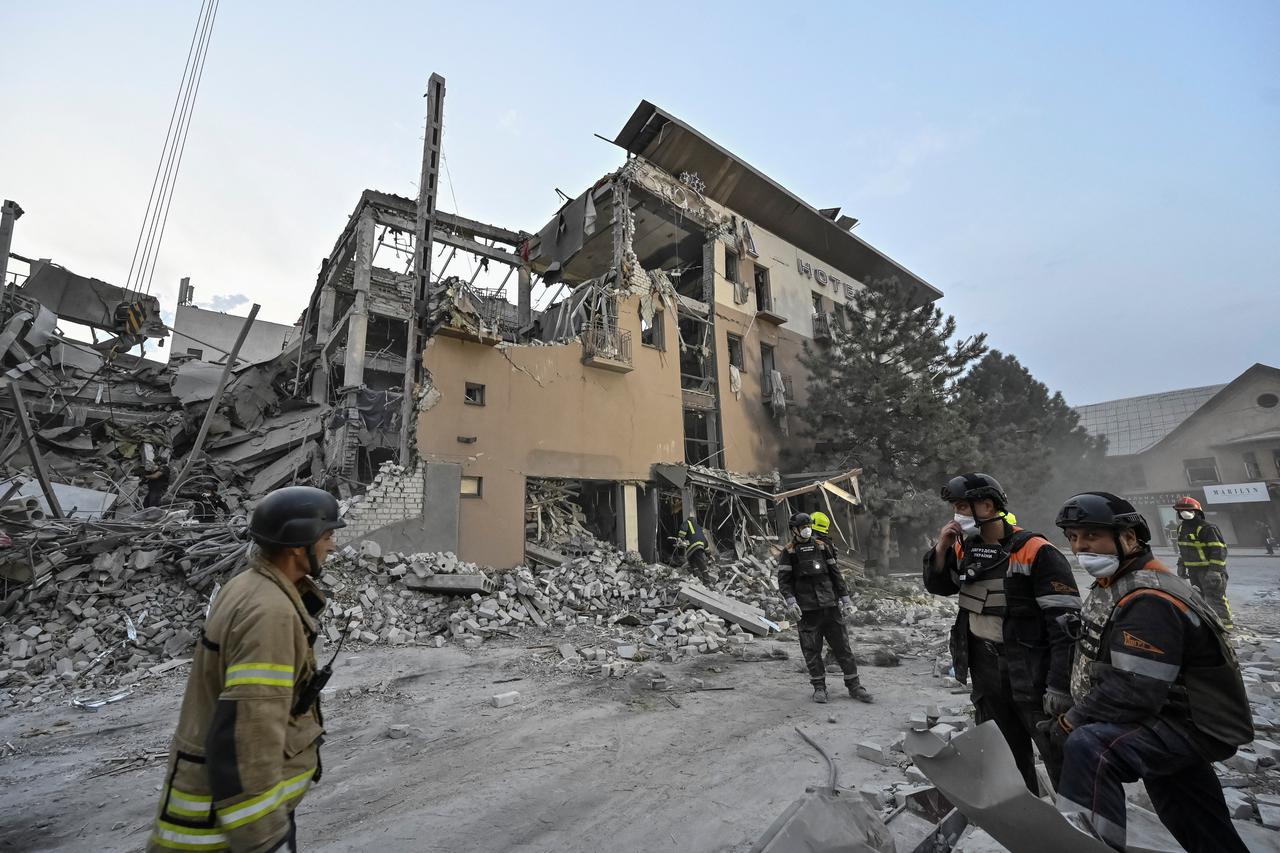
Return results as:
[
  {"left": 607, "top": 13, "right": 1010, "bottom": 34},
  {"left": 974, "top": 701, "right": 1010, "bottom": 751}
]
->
[
  {"left": 778, "top": 512, "right": 871, "bottom": 704},
  {"left": 923, "top": 473, "right": 1081, "bottom": 792},
  {"left": 1047, "top": 492, "right": 1250, "bottom": 852}
]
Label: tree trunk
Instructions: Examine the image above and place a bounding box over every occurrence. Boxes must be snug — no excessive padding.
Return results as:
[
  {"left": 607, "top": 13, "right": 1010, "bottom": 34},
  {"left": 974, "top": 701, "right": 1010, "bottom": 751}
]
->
[{"left": 877, "top": 517, "right": 893, "bottom": 577}]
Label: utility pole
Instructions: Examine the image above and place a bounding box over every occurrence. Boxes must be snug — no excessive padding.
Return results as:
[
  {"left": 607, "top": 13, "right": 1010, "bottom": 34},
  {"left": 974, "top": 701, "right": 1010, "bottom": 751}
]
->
[
  {"left": 0, "top": 200, "right": 25, "bottom": 294},
  {"left": 399, "top": 73, "right": 446, "bottom": 464}
]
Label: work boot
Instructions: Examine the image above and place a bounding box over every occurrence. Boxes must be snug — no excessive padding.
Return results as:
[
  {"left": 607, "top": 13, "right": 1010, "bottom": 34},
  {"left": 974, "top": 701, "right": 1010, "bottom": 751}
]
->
[
  {"left": 812, "top": 685, "right": 829, "bottom": 704},
  {"left": 846, "top": 679, "right": 873, "bottom": 703}
]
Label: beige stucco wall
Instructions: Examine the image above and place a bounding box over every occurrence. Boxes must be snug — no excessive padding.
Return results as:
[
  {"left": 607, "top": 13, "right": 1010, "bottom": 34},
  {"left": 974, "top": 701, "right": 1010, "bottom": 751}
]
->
[
  {"left": 416, "top": 294, "right": 684, "bottom": 567},
  {"left": 1132, "top": 371, "right": 1280, "bottom": 495}
]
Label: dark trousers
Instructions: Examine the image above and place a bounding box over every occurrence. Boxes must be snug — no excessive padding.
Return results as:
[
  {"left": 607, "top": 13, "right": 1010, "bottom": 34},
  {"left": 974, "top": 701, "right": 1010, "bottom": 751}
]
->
[
  {"left": 1058, "top": 719, "right": 1246, "bottom": 852},
  {"left": 799, "top": 607, "right": 859, "bottom": 687},
  {"left": 1188, "top": 567, "right": 1233, "bottom": 626},
  {"left": 687, "top": 547, "right": 709, "bottom": 579},
  {"left": 967, "top": 637, "right": 1060, "bottom": 793}
]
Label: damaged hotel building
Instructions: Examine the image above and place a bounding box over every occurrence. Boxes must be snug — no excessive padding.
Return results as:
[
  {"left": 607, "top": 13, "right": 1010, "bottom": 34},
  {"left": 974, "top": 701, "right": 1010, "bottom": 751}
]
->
[{"left": 323, "top": 99, "right": 941, "bottom": 568}]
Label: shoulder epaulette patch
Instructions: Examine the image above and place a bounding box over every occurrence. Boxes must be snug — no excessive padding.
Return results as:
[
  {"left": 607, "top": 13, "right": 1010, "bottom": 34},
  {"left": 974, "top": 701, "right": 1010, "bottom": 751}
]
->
[{"left": 1122, "top": 631, "right": 1164, "bottom": 655}]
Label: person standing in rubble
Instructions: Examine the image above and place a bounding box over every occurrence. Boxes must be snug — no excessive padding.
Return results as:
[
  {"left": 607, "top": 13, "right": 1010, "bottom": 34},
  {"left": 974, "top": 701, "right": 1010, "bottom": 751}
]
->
[
  {"left": 148, "top": 486, "right": 344, "bottom": 853},
  {"left": 923, "top": 473, "right": 1081, "bottom": 792},
  {"left": 779, "top": 511, "right": 872, "bottom": 704},
  {"left": 1173, "top": 496, "right": 1234, "bottom": 628},
  {"left": 1047, "top": 492, "right": 1250, "bottom": 852},
  {"left": 677, "top": 514, "right": 712, "bottom": 582}
]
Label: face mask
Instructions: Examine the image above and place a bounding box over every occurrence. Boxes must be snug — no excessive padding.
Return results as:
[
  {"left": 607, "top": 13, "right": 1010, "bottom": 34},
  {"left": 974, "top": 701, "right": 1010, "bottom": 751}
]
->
[
  {"left": 1179, "top": 511, "right": 1195, "bottom": 520},
  {"left": 1077, "top": 552, "right": 1120, "bottom": 578},
  {"left": 955, "top": 513, "right": 980, "bottom": 537},
  {"left": 799, "top": 527, "right": 813, "bottom": 540}
]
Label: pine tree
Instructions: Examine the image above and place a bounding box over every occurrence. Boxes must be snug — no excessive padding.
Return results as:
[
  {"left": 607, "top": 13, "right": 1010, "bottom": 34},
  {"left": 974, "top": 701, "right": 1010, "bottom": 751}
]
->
[
  {"left": 953, "top": 350, "right": 1109, "bottom": 535},
  {"left": 794, "top": 281, "right": 986, "bottom": 573}
]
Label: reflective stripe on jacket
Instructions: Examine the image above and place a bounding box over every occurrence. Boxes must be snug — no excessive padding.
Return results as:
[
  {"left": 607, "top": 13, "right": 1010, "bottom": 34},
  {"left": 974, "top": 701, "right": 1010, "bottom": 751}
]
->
[
  {"left": 148, "top": 550, "right": 326, "bottom": 852},
  {"left": 1177, "top": 520, "right": 1227, "bottom": 569},
  {"left": 678, "top": 519, "right": 708, "bottom": 553}
]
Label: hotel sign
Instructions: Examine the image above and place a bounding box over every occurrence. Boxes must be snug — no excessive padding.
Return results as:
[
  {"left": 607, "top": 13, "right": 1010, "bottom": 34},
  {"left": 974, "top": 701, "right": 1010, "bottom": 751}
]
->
[
  {"left": 797, "top": 258, "right": 857, "bottom": 301},
  {"left": 1203, "top": 482, "right": 1271, "bottom": 504}
]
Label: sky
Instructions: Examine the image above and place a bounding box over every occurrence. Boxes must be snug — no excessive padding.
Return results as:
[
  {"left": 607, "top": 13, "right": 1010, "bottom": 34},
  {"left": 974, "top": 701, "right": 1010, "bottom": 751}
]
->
[{"left": 2, "top": 1, "right": 1277, "bottom": 405}]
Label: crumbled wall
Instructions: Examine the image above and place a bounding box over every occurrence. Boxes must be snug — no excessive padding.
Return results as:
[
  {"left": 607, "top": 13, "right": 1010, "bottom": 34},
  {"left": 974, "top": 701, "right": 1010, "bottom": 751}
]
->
[{"left": 337, "top": 461, "right": 426, "bottom": 544}]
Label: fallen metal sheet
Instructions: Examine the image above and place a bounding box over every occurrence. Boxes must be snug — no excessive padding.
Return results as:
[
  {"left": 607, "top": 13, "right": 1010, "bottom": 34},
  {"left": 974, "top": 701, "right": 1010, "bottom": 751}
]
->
[
  {"left": 3, "top": 477, "right": 117, "bottom": 519},
  {"left": 905, "top": 722, "right": 1183, "bottom": 853},
  {"left": 750, "top": 789, "right": 895, "bottom": 853},
  {"left": 22, "top": 261, "right": 167, "bottom": 337},
  {"left": 72, "top": 690, "right": 132, "bottom": 711}
]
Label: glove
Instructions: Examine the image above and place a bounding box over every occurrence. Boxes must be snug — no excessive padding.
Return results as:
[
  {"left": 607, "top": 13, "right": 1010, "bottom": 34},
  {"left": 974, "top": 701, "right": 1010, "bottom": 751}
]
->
[
  {"left": 1035, "top": 714, "right": 1073, "bottom": 751},
  {"left": 1043, "top": 687, "right": 1072, "bottom": 716},
  {"left": 838, "top": 597, "right": 852, "bottom": 618},
  {"left": 785, "top": 598, "right": 803, "bottom": 620}
]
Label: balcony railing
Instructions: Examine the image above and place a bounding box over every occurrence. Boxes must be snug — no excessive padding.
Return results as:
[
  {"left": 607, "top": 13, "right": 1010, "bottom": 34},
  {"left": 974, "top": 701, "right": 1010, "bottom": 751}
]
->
[
  {"left": 581, "top": 321, "right": 633, "bottom": 371},
  {"left": 813, "top": 312, "right": 834, "bottom": 341},
  {"left": 764, "top": 372, "right": 794, "bottom": 404}
]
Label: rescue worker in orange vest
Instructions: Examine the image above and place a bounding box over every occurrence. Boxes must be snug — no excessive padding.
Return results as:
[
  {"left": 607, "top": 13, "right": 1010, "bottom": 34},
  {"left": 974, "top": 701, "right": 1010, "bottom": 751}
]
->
[
  {"left": 1047, "top": 492, "right": 1250, "bottom": 852},
  {"left": 148, "top": 486, "right": 344, "bottom": 852},
  {"left": 923, "top": 473, "right": 1082, "bottom": 791},
  {"left": 1173, "top": 496, "right": 1233, "bottom": 628}
]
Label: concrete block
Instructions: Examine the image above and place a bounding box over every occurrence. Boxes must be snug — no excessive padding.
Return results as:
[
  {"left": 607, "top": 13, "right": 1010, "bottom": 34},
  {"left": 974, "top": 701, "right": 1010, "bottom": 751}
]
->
[
  {"left": 856, "top": 741, "right": 893, "bottom": 765},
  {"left": 386, "top": 725, "right": 410, "bottom": 739},
  {"left": 491, "top": 691, "right": 520, "bottom": 708},
  {"left": 858, "top": 783, "right": 886, "bottom": 810},
  {"left": 1260, "top": 803, "right": 1280, "bottom": 830},
  {"left": 1223, "top": 788, "right": 1255, "bottom": 820},
  {"left": 461, "top": 636, "right": 482, "bottom": 650},
  {"left": 1225, "top": 750, "right": 1258, "bottom": 774},
  {"left": 1253, "top": 739, "right": 1280, "bottom": 762},
  {"left": 928, "top": 723, "right": 958, "bottom": 741}
]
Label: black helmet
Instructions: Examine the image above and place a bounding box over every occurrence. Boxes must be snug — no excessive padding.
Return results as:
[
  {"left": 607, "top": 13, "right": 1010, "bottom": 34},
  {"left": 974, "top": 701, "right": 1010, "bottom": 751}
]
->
[
  {"left": 941, "top": 473, "right": 1007, "bottom": 509},
  {"left": 250, "top": 486, "right": 345, "bottom": 548},
  {"left": 1055, "top": 492, "right": 1151, "bottom": 543},
  {"left": 789, "top": 512, "right": 812, "bottom": 529}
]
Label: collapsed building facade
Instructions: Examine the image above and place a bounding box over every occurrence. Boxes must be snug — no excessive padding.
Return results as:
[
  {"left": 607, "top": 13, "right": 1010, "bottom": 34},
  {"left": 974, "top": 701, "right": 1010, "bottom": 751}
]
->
[{"left": 319, "top": 100, "right": 943, "bottom": 568}]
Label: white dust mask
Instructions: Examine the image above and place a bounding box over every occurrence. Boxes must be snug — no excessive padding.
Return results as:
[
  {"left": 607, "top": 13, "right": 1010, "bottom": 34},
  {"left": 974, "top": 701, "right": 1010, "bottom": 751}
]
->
[
  {"left": 1179, "top": 511, "right": 1195, "bottom": 520},
  {"left": 1077, "top": 552, "right": 1121, "bottom": 578},
  {"left": 799, "top": 527, "right": 813, "bottom": 540},
  {"left": 955, "top": 513, "right": 980, "bottom": 537}
]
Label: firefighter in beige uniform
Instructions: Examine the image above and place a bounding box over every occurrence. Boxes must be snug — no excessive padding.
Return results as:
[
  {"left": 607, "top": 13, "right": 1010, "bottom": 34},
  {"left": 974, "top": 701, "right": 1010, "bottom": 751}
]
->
[{"left": 149, "top": 486, "right": 344, "bottom": 852}]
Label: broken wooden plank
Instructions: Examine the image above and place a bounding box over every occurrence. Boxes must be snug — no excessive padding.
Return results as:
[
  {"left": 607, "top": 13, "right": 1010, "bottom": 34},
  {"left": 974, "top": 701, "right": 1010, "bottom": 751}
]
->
[
  {"left": 6, "top": 381, "right": 64, "bottom": 518},
  {"left": 404, "top": 573, "right": 495, "bottom": 595},
  {"left": 677, "top": 584, "right": 771, "bottom": 636}
]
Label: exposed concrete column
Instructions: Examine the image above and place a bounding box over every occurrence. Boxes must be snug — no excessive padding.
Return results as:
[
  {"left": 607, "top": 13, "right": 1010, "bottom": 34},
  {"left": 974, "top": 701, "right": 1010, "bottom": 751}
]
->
[
  {"left": 517, "top": 264, "right": 532, "bottom": 332},
  {"left": 621, "top": 483, "right": 640, "bottom": 554},
  {"left": 342, "top": 209, "right": 376, "bottom": 396},
  {"left": 0, "top": 200, "right": 24, "bottom": 292},
  {"left": 311, "top": 285, "right": 337, "bottom": 400}
]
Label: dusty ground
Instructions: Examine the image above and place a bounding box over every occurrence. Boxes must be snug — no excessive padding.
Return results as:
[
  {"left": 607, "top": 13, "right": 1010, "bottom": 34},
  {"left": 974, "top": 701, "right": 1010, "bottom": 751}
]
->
[
  {"left": 0, "top": 627, "right": 959, "bottom": 853},
  {"left": 4, "top": 553, "right": 1278, "bottom": 853}
]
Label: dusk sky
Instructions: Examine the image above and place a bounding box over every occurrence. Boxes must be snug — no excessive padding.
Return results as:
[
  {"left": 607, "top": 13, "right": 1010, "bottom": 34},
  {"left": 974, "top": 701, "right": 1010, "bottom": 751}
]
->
[{"left": 2, "top": 1, "right": 1276, "bottom": 404}]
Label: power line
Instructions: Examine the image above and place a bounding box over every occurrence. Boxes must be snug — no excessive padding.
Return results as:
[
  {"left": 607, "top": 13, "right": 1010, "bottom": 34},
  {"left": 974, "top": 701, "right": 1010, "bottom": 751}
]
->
[{"left": 125, "top": 0, "right": 219, "bottom": 297}]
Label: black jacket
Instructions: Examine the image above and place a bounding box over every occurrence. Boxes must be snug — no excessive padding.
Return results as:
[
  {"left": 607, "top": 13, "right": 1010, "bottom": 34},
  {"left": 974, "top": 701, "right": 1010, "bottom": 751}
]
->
[
  {"left": 778, "top": 538, "right": 846, "bottom": 611},
  {"left": 923, "top": 522, "right": 1081, "bottom": 703}
]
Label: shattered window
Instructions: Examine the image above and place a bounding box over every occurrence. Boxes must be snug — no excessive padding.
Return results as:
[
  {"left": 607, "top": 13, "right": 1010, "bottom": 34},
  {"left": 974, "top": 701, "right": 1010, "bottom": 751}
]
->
[
  {"left": 760, "top": 343, "right": 776, "bottom": 382},
  {"left": 725, "top": 249, "right": 740, "bottom": 284},
  {"left": 640, "top": 308, "right": 664, "bottom": 350},
  {"left": 811, "top": 292, "right": 824, "bottom": 315},
  {"left": 1183, "top": 457, "right": 1220, "bottom": 486},
  {"left": 754, "top": 266, "right": 772, "bottom": 312},
  {"left": 464, "top": 382, "right": 486, "bottom": 406},
  {"left": 727, "top": 334, "right": 744, "bottom": 370},
  {"left": 186, "top": 347, "right": 203, "bottom": 359},
  {"left": 461, "top": 476, "right": 483, "bottom": 497}
]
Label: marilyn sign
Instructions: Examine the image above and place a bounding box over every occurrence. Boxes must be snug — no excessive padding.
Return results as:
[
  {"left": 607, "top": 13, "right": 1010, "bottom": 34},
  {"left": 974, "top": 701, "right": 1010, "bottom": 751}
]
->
[{"left": 1203, "top": 482, "right": 1271, "bottom": 504}]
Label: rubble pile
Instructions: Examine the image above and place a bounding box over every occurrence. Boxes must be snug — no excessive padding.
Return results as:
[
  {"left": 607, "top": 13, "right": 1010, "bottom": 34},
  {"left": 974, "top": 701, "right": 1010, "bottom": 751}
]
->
[
  {"left": 0, "top": 550, "right": 211, "bottom": 709},
  {"left": 525, "top": 478, "right": 593, "bottom": 548}
]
